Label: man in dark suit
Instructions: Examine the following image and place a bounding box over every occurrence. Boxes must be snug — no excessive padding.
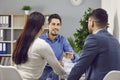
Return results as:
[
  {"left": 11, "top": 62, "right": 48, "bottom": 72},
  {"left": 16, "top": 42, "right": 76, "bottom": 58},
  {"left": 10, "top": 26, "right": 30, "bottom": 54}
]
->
[{"left": 67, "top": 8, "right": 120, "bottom": 80}]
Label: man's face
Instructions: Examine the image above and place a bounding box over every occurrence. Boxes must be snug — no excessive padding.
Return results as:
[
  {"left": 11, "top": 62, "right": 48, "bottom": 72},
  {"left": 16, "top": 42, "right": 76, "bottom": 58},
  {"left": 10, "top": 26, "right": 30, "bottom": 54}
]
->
[
  {"left": 88, "top": 17, "right": 93, "bottom": 34},
  {"left": 48, "top": 18, "right": 61, "bottom": 36}
]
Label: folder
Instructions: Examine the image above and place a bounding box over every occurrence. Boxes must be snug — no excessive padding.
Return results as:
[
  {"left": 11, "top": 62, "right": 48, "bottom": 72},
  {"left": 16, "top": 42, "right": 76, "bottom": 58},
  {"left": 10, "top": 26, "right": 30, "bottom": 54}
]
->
[
  {"left": 0, "top": 43, "right": 2, "bottom": 53},
  {"left": 0, "top": 42, "right": 7, "bottom": 54},
  {"left": 0, "top": 29, "right": 3, "bottom": 41}
]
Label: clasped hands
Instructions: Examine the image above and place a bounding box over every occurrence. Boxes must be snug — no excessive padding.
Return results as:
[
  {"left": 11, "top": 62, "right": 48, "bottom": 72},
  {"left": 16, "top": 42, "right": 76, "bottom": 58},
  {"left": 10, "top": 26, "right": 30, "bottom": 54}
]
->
[
  {"left": 64, "top": 52, "right": 74, "bottom": 60},
  {"left": 58, "top": 52, "right": 74, "bottom": 79},
  {"left": 59, "top": 52, "right": 74, "bottom": 67}
]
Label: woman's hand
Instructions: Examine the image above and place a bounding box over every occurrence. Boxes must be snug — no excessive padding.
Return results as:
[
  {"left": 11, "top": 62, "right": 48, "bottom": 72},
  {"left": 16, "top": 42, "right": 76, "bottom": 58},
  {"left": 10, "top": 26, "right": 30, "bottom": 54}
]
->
[{"left": 59, "top": 60, "right": 64, "bottom": 67}]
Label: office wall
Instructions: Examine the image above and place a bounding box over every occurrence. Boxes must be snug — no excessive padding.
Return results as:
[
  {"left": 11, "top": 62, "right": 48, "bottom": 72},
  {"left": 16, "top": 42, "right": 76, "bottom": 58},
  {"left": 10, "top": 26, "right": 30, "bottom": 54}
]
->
[
  {"left": 0, "top": 0, "right": 101, "bottom": 37},
  {"left": 102, "top": 0, "right": 120, "bottom": 41}
]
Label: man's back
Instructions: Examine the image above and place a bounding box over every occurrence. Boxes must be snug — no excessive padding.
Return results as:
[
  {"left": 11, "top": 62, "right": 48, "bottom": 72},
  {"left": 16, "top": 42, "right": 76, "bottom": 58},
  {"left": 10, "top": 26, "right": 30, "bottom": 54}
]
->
[
  {"left": 68, "top": 8, "right": 120, "bottom": 80},
  {"left": 86, "top": 29, "right": 120, "bottom": 80},
  {"left": 68, "top": 29, "right": 120, "bottom": 80}
]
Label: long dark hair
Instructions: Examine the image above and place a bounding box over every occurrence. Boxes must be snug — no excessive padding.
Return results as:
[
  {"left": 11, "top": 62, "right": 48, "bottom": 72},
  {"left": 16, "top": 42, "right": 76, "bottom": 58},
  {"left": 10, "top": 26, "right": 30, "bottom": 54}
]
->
[{"left": 12, "top": 12, "right": 45, "bottom": 64}]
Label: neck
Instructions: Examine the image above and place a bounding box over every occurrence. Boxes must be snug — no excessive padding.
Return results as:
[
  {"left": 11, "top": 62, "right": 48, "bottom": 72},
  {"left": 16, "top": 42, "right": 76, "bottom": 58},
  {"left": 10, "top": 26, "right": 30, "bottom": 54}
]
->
[
  {"left": 48, "top": 33, "right": 56, "bottom": 41},
  {"left": 92, "top": 27, "right": 104, "bottom": 34}
]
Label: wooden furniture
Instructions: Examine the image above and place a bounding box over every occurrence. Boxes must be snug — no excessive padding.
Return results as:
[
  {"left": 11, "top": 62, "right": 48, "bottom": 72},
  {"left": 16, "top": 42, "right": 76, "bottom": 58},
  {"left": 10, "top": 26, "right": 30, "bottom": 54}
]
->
[{"left": 0, "top": 14, "right": 49, "bottom": 65}]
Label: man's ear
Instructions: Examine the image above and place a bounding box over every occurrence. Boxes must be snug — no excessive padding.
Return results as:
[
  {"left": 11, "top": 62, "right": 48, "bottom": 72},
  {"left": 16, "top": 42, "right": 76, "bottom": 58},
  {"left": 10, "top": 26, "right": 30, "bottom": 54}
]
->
[{"left": 91, "top": 21, "right": 94, "bottom": 28}]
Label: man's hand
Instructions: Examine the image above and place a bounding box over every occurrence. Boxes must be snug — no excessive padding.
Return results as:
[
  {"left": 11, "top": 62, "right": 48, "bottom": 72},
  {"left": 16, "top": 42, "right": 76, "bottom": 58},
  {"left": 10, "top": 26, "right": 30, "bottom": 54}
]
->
[{"left": 64, "top": 52, "right": 74, "bottom": 60}]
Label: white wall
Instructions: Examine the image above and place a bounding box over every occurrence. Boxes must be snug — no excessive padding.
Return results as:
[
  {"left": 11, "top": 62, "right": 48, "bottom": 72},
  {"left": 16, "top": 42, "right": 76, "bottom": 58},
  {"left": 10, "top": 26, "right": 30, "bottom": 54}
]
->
[
  {"left": 102, "top": 0, "right": 120, "bottom": 41},
  {"left": 0, "top": 0, "right": 101, "bottom": 37}
]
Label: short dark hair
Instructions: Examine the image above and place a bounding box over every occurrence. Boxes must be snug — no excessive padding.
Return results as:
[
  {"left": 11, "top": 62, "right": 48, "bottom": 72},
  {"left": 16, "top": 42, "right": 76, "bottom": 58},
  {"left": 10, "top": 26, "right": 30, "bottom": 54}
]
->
[
  {"left": 48, "top": 14, "right": 62, "bottom": 24},
  {"left": 88, "top": 8, "right": 108, "bottom": 27}
]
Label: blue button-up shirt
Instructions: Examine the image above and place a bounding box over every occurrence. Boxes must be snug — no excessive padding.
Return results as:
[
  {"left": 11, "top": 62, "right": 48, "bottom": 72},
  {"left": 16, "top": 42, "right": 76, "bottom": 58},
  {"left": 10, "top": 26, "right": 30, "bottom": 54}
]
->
[{"left": 40, "top": 33, "right": 78, "bottom": 63}]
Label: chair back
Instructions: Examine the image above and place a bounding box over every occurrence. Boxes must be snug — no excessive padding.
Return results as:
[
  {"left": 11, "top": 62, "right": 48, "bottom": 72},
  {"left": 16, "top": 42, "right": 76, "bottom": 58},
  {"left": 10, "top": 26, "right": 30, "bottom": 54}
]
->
[
  {"left": 0, "top": 65, "right": 22, "bottom": 80},
  {"left": 103, "top": 70, "right": 120, "bottom": 80}
]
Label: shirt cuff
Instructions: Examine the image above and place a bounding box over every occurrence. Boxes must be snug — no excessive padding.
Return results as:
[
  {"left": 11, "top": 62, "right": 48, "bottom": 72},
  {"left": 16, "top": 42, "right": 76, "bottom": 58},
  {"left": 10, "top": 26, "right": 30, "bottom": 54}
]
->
[{"left": 71, "top": 53, "right": 79, "bottom": 63}]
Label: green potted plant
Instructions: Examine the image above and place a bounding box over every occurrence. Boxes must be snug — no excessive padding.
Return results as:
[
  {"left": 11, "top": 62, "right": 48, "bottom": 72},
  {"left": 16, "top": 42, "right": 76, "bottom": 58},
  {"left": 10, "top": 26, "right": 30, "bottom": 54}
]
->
[
  {"left": 68, "top": 8, "right": 109, "bottom": 55},
  {"left": 68, "top": 8, "right": 93, "bottom": 54},
  {"left": 73, "top": 8, "right": 93, "bottom": 53},
  {"left": 67, "top": 37, "right": 78, "bottom": 53},
  {"left": 22, "top": 5, "right": 31, "bottom": 14}
]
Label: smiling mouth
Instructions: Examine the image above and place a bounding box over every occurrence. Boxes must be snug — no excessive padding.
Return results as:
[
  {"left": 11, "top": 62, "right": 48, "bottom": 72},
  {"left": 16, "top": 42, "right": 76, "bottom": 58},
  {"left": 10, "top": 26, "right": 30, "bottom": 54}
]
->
[
  {"left": 53, "top": 28, "right": 59, "bottom": 31},
  {"left": 51, "top": 29, "right": 59, "bottom": 36},
  {"left": 51, "top": 33, "right": 57, "bottom": 36}
]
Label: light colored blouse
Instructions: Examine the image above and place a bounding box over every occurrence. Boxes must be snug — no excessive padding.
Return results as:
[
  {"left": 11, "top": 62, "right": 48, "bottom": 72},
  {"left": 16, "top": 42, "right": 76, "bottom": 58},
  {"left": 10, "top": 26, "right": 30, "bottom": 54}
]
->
[{"left": 16, "top": 38, "right": 66, "bottom": 80}]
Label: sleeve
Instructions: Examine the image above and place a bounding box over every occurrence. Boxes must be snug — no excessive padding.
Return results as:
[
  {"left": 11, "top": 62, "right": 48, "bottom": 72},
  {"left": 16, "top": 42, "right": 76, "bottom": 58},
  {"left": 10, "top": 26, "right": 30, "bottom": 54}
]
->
[
  {"left": 68, "top": 35, "right": 99, "bottom": 80},
  {"left": 71, "top": 51, "right": 79, "bottom": 63},
  {"left": 63, "top": 37, "right": 79, "bottom": 62},
  {"left": 39, "top": 42, "right": 66, "bottom": 76}
]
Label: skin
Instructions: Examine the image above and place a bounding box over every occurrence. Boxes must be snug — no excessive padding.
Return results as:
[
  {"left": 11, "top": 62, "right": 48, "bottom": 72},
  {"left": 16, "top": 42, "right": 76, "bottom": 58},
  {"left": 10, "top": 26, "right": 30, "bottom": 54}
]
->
[{"left": 88, "top": 17, "right": 103, "bottom": 34}]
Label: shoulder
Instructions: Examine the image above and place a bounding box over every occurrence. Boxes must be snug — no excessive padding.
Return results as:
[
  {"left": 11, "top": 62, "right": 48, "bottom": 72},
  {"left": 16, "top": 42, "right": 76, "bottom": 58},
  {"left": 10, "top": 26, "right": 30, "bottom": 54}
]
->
[
  {"left": 86, "top": 34, "right": 97, "bottom": 40},
  {"left": 31, "top": 38, "right": 54, "bottom": 56},
  {"left": 40, "top": 33, "right": 47, "bottom": 39},
  {"left": 33, "top": 38, "right": 51, "bottom": 49},
  {"left": 84, "top": 34, "right": 98, "bottom": 45},
  {"left": 56, "top": 35, "right": 69, "bottom": 44},
  {"left": 57, "top": 34, "right": 65, "bottom": 39},
  {"left": 57, "top": 34, "right": 67, "bottom": 41}
]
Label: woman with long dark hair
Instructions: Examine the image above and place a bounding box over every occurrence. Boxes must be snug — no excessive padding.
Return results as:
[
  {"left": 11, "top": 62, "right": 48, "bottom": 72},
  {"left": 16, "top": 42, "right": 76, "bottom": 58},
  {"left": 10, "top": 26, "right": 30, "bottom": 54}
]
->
[{"left": 12, "top": 12, "right": 66, "bottom": 80}]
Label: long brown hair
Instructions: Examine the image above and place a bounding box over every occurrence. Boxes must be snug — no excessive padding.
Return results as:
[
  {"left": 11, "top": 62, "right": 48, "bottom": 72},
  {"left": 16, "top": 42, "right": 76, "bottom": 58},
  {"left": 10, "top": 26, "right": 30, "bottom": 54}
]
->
[{"left": 12, "top": 12, "right": 45, "bottom": 64}]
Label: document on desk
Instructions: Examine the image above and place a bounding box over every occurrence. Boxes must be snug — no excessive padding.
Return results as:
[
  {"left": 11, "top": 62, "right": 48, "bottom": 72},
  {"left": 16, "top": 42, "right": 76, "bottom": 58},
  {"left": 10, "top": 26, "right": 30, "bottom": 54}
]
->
[{"left": 63, "top": 57, "right": 75, "bottom": 74}]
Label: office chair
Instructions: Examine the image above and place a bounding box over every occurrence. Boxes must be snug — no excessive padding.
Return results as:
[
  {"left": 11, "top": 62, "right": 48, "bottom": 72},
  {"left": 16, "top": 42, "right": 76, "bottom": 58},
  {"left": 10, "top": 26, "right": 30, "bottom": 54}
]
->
[
  {"left": 103, "top": 70, "right": 120, "bottom": 80},
  {"left": 0, "top": 65, "right": 22, "bottom": 80}
]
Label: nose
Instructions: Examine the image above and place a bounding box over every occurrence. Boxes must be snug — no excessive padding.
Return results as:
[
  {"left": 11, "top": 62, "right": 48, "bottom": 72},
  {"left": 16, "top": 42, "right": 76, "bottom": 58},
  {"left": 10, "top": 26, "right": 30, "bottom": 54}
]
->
[{"left": 54, "top": 25, "right": 58, "bottom": 28}]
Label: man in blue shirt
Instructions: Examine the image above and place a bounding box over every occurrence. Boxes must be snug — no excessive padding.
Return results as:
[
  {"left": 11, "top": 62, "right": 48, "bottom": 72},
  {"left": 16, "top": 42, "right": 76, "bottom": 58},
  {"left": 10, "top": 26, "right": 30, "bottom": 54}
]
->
[{"left": 39, "top": 14, "right": 79, "bottom": 80}]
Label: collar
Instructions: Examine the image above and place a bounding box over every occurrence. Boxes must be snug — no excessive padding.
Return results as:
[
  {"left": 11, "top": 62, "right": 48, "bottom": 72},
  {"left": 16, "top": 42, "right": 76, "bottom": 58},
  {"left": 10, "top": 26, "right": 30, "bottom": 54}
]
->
[
  {"left": 94, "top": 28, "right": 105, "bottom": 34},
  {"left": 46, "top": 32, "right": 59, "bottom": 41}
]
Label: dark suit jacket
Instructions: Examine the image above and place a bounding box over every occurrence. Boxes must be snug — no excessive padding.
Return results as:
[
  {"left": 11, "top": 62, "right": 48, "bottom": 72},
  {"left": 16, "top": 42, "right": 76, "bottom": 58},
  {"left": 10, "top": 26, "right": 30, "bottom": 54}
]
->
[{"left": 68, "top": 29, "right": 120, "bottom": 80}]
